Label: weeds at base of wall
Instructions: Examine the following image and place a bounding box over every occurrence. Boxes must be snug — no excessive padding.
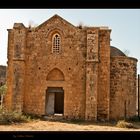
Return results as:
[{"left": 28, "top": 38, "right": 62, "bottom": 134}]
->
[
  {"left": 23, "top": 113, "right": 41, "bottom": 120},
  {"left": 0, "top": 108, "right": 32, "bottom": 125},
  {"left": 127, "top": 115, "right": 140, "bottom": 122}
]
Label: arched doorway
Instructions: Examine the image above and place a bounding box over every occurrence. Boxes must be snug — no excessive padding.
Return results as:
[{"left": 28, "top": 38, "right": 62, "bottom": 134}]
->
[{"left": 46, "top": 68, "right": 64, "bottom": 115}]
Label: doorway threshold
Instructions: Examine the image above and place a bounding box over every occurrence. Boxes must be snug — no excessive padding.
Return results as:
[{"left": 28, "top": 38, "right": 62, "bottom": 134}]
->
[
  {"left": 54, "top": 113, "right": 63, "bottom": 116},
  {"left": 43, "top": 114, "right": 64, "bottom": 121}
]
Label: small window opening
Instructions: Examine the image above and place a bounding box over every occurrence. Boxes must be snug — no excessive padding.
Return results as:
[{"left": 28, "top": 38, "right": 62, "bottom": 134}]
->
[{"left": 52, "top": 33, "right": 61, "bottom": 54}]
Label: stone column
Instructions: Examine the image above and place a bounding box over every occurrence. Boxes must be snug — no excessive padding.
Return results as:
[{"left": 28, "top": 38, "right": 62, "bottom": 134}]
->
[
  {"left": 85, "top": 28, "right": 99, "bottom": 121},
  {"left": 97, "top": 28, "right": 111, "bottom": 121},
  {"left": 12, "top": 23, "right": 26, "bottom": 112}
]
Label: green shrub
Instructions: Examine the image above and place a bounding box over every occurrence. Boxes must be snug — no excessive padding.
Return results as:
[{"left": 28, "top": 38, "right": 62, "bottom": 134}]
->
[
  {"left": 116, "top": 120, "right": 134, "bottom": 128},
  {"left": 0, "top": 108, "right": 31, "bottom": 125}
]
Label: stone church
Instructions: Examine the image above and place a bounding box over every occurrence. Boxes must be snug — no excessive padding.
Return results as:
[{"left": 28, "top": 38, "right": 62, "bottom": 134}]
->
[{"left": 4, "top": 14, "right": 137, "bottom": 121}]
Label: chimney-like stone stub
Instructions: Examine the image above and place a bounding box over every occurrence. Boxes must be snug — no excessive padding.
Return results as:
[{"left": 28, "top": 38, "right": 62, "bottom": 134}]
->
[{"left": 13, "top": 23, "right": 26, "bottom": 29}]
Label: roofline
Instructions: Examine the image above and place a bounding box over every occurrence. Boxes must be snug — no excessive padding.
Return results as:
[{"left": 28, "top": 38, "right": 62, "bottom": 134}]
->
[
  {"left": 35, "top": 14, "right": 77, "bottom": 31},
  {"left": 111, "top": 56, "right": 138, "bottom": 62}
]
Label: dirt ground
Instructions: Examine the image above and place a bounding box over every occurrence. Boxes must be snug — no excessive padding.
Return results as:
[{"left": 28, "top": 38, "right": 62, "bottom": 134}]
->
[{"left": 0, "top": 119, "right": 140, "bottom": 131}]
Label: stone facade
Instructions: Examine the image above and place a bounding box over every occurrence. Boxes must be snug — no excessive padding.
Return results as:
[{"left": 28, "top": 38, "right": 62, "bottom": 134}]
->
[
  {"left": 110, "top": 56, "right": 137, "bottom": 119},
  {"left": 5, "top": 15, "right": 138, "bottom": 120},
  {"left": 136, "top": 75, "right": 140, "bottom": 117},
  {"left": 0, "top": 65, "right": 6, "bottom": 86}
]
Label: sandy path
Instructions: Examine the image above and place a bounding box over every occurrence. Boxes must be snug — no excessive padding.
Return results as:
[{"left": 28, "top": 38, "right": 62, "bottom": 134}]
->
[{"left": 0, "top": 120, "right": 139, "bottom": 131}]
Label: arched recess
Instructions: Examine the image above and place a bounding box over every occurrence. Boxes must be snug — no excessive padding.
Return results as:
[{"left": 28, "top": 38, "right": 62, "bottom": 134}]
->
[
  {"left": 46, "top": 68, "right": 65, "bottom": 81},
  {"left": 46, "top": 27, "right": 65, "bottom": 38}
]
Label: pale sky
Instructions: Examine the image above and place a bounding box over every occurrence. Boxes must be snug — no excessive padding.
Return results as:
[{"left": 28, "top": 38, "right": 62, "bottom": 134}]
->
[{"left": 0, "top": 9, "right": 140, "bottom": 74}]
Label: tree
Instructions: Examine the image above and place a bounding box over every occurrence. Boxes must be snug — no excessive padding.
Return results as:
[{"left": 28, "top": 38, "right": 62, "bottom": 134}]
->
[{"left": 0, "top": 84, "right": 7, "bottom": 108}]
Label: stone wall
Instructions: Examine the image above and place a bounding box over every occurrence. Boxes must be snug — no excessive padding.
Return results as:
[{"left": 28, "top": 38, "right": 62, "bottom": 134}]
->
[
  {"left": 97, "top": 29, "right": 111, "bottom": 120},
  {"left": 110, "top": 56, "right": 137, "bottom": 120},
  {"left": 23, "top": 15, "right": 87, "bottom": 119},
  {"left": 85, "top": 28, "right": 99, "bottom": 120},
  {"left": 4, "top": 29, "right": 14, "bottom": 110},
  {"left": 0, "top": 65, "right": 6, "bottom": 86},
  {"left": 136, "top": 75, "right": 140, "bottom": 117},
  {"left": 5, "top": 24, "right": 26, "bottom": 112}
]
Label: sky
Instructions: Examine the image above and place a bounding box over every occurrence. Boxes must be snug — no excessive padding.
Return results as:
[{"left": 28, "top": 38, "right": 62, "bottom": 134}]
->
[{"left": 0, "top": 9, "right": 140, "bottom": 74}]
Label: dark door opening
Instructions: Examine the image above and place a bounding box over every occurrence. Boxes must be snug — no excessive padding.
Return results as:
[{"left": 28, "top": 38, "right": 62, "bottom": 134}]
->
[
  {"left": 46, "top": 87, "right": 64, "bottom": 115},
  {"left": 55, "top": 92, "right": 64, "bottom": 114}
]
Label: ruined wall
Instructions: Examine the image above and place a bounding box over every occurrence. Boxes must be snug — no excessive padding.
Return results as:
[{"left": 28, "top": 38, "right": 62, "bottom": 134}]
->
[
  {"left": 136, "top": 75, "right": 140, "bottom": 117},
  {"left": 0, "top": 65, "right": 6, "bottom": 86},
  {"left": 4, "top": 29, "right": 14, "bottom": 110},
  {"left": 5, "top": 24, "right": 26, "bottom": 111},
  {"left": 85, "top": 28, "right": 99, "bottom": 120},
  {"left": 97, "top": 29, "right": 111, "bottom": 120},
  {"left": 110, "top": 56, "right": 137, "bottom": 120}
]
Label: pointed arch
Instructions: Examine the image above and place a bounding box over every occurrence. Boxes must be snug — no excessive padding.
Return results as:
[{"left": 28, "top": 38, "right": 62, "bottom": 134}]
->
[{"left": 47, "top": 68, "right": 65, "bottom": 81}]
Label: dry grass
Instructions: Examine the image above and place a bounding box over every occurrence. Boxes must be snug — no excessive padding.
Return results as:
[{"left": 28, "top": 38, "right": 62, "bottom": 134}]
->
[
  {"left": 0, "top": 113, "right": 140, "bottom": 131},
  {"left": 0, "top": 119, "right": 140, "bottom": 131},
  {"left": 116, "top": 120, "right": 134, "bottom": 128}
]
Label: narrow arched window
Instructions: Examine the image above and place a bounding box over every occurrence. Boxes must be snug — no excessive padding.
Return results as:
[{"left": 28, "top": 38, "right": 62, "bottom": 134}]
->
[{"left": 52, "top": 33, "right": 61, "bottom": 54}]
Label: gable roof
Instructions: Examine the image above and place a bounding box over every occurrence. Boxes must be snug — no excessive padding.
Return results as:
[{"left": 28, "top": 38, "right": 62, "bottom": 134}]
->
[{"left": 36, "top": 14, "right": 76, "bottom": 30}]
